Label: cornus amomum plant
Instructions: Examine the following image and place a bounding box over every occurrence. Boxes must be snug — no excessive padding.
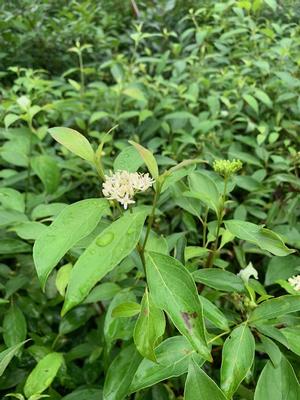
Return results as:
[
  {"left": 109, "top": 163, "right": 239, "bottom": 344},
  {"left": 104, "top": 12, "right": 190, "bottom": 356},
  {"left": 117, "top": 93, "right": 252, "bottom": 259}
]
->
[
  {"left": 1, "top": 2, "right": 300, "bottom": 398},
  {"left": 20, "top": 126, "right": 298, "bottom": 400}
]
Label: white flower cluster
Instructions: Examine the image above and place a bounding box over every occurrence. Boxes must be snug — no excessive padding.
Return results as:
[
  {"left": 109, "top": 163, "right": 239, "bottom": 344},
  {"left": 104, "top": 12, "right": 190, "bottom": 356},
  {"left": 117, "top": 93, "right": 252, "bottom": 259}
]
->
[
  {"left": 102, "top": 170, "right": 154, "bottom": 209},
  {"left": 288, "top": 275, "right": 300, "bottom": 291}
]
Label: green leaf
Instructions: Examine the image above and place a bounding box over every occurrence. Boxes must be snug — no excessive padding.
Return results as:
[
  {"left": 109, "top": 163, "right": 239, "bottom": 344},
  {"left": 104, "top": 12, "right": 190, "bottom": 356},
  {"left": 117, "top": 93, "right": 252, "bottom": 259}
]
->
[
  {"left": 123, "top": 86, "right": 146, "bottom": 102},
  {"left": 0, "top": 238, "right": 30, "bottom": 254},
  {"left": 24, "top": 352, "right": 64, "bottom": 398},
  {"left": 0, "top": 210, "right": 27, "bottom": 228},
  {"left": 113, "top": 146, "right": 143, "bottom": 172},
  {"left": 187, "top": 171, "right": 220, "bottom": 215},
  {"left": 63, "top": 208, "right": 148, "bottom": 315},
  {"left": 264, "top": 0, "right": 277, "bottom": 11},
  {"left": 255, "top": 325, "right": 289, "bottom": 349},
  {"left": 89, "top": 111, "right": 110, "bottom": 124},
  {"left": 128, "top": 141, "right": 159, "bottom": 179},
  {"left": 200, "top": 296, "right": 229, "bottom": 331},
  {"left": 31, "top": 202, "right": 67, "bottom": 220},
  {"left": 33, "top": 198, "right": 109, "bottom": 289},
  {"left": 243, "top": 94, "right": 259, "bottom": 114},
  {"left": 133, "top": 288, "right": 166, "bottom": 361},
  {"left": 0, "top": 188, "right": 25, "bottom": 212},
  {"left": 281, "top": 327, "right": 300, "bottom": 356},
  {"left": 59, "top": 306, "right": 93, "bottom": 335},
  {"left": 144, "top": 231, "right": 168, "bottom": 255},
  {"left": 146, "top": 252, "right": 211, "bottom": 361},
  {"left": 111, "top": 301, "right": 141, "bottom": 318},
  {"left": 104, "top": 290, "right": 136, "bottom": 349},
  {"left": 185, "top": 247, "right": 209, "bottom": 262},
  {"left": 184, "top": 358, "right": 227, "bottom": 400},
  {"left": 31, "top": 155, "right": 60, "bottom": 194},
  {"left": 259, "top": 334, "right": 282, "bottom": 367},
  {"left": 193, "top": 269, "right": 245, "bottom": 292},
  {"left": 254, "top": 89, "right": 273, "bottom": 108},
  {"left": 250, "top": 295, "right": 300, "bottom": 323},
  {"left": 0, "top": 341, "right": 28, "bottom": 377},
  {"left": 164, "top": 111, "right": 198, "bottom": 124},
  {"left": 62, "top": 389, "right": 102, "bottom": 400},
  {"left": 221, "top": 325, "right": 255, "bottom": 398},
  {"left": 254, "top": 356, "right": 300, "bottom": 400},
  {"left": 3, "top": 305, "right": 27, "bottom": 349},
  {"left": 55, "top": 263, "right": 72, "bottom": 297},
  {"left": 4, "top": 114, "right": 20, "bottom": 128},
  {"left": 13, "top": 221, "right": 46, "bottom": 241},
  {"left": 265, "top": 255, "right": 300, "bottom": 286},
  {"left": 224, "top": 220, "right": 294, "bottom": 256},
  {"left": 103, "top": 344, "right": 142, "bottom": 400},
  {"left": 129, "top": 336, "right": 203, "bottom": 394},
  {"left": 49, "top": 127, "right": 95, "bottom": 163},
  {"left": 83, "top": 282, "right": 121, "bottom": 303}
]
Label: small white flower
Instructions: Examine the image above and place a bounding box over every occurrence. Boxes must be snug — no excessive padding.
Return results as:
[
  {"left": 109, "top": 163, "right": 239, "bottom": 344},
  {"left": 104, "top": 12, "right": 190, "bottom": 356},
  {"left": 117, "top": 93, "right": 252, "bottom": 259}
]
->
[
  {"left": 237, "top": 262, "right": 258, "bottom": 284},
  {"left": 288, "top": 275, "right": 300, "bottom": 291},
  {"left": 102, "top": 170, "right": 154, "bottom": 209}
]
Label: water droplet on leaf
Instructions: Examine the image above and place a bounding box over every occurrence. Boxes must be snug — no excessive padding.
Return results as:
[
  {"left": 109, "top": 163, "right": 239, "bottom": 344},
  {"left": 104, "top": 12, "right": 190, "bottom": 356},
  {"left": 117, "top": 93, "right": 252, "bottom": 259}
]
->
[{"left": 96, "top": 232, "right": 114, "bottom": 247}]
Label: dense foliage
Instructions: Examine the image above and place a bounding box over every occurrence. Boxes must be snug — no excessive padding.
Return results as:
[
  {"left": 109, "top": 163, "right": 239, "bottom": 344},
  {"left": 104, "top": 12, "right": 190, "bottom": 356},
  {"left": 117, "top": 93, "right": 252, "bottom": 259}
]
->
[{"left": 0, "top": 1, "right": 300, "bottom": 399}]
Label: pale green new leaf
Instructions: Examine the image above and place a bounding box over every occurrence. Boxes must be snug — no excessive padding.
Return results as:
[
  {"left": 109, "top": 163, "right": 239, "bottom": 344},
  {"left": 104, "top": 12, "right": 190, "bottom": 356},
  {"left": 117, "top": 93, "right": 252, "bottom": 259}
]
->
[
  {"left": 33, "top": 198, "right": 109, "bottom": 289},
  {"left": 221, "top": 325, "right": 255, "bottom": 398},
  {"left": 63, "top": 208, "right": 148, "bottom": 315},
  {"left": 146, "top": 252, "right": 211, "bottom": 361},
  {"left": 128, "top": 141, "right": 159, "bottom": 179},
  {"left": 184, "top": 358, "right": 227, "bottom": 400},
  {"left": 133, "top": 288, "right": 166, "bottom": 361},
  {"left": 49, "top": 127, "right": 95, "bottom": 163},
  {"left": 24, "top": 352, "right": 64, "bottom": 398},
  {"left": 111, "top": 301, "right": 141, "bottom": 318}
]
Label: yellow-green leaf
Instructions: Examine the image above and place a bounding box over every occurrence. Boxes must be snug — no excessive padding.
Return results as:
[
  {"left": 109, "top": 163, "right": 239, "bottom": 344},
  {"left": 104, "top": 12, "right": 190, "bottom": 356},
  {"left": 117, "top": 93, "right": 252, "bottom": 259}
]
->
[{"left": 49, "top": 127, "right": 95, "bottom": 163}]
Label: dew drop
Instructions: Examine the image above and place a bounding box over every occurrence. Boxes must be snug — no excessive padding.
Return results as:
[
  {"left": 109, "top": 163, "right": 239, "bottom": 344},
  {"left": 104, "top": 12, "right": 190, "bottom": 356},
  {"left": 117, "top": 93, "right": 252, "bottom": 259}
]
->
[{"left": 96, "top": 232, "right": 114, "bottom": 247}]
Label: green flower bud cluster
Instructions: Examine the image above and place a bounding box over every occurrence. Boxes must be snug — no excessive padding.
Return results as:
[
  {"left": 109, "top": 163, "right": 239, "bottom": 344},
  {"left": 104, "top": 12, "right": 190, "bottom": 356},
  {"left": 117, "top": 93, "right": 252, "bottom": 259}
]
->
[{"left": 213, "top": 159, "right": 243, "bottom": 178}]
